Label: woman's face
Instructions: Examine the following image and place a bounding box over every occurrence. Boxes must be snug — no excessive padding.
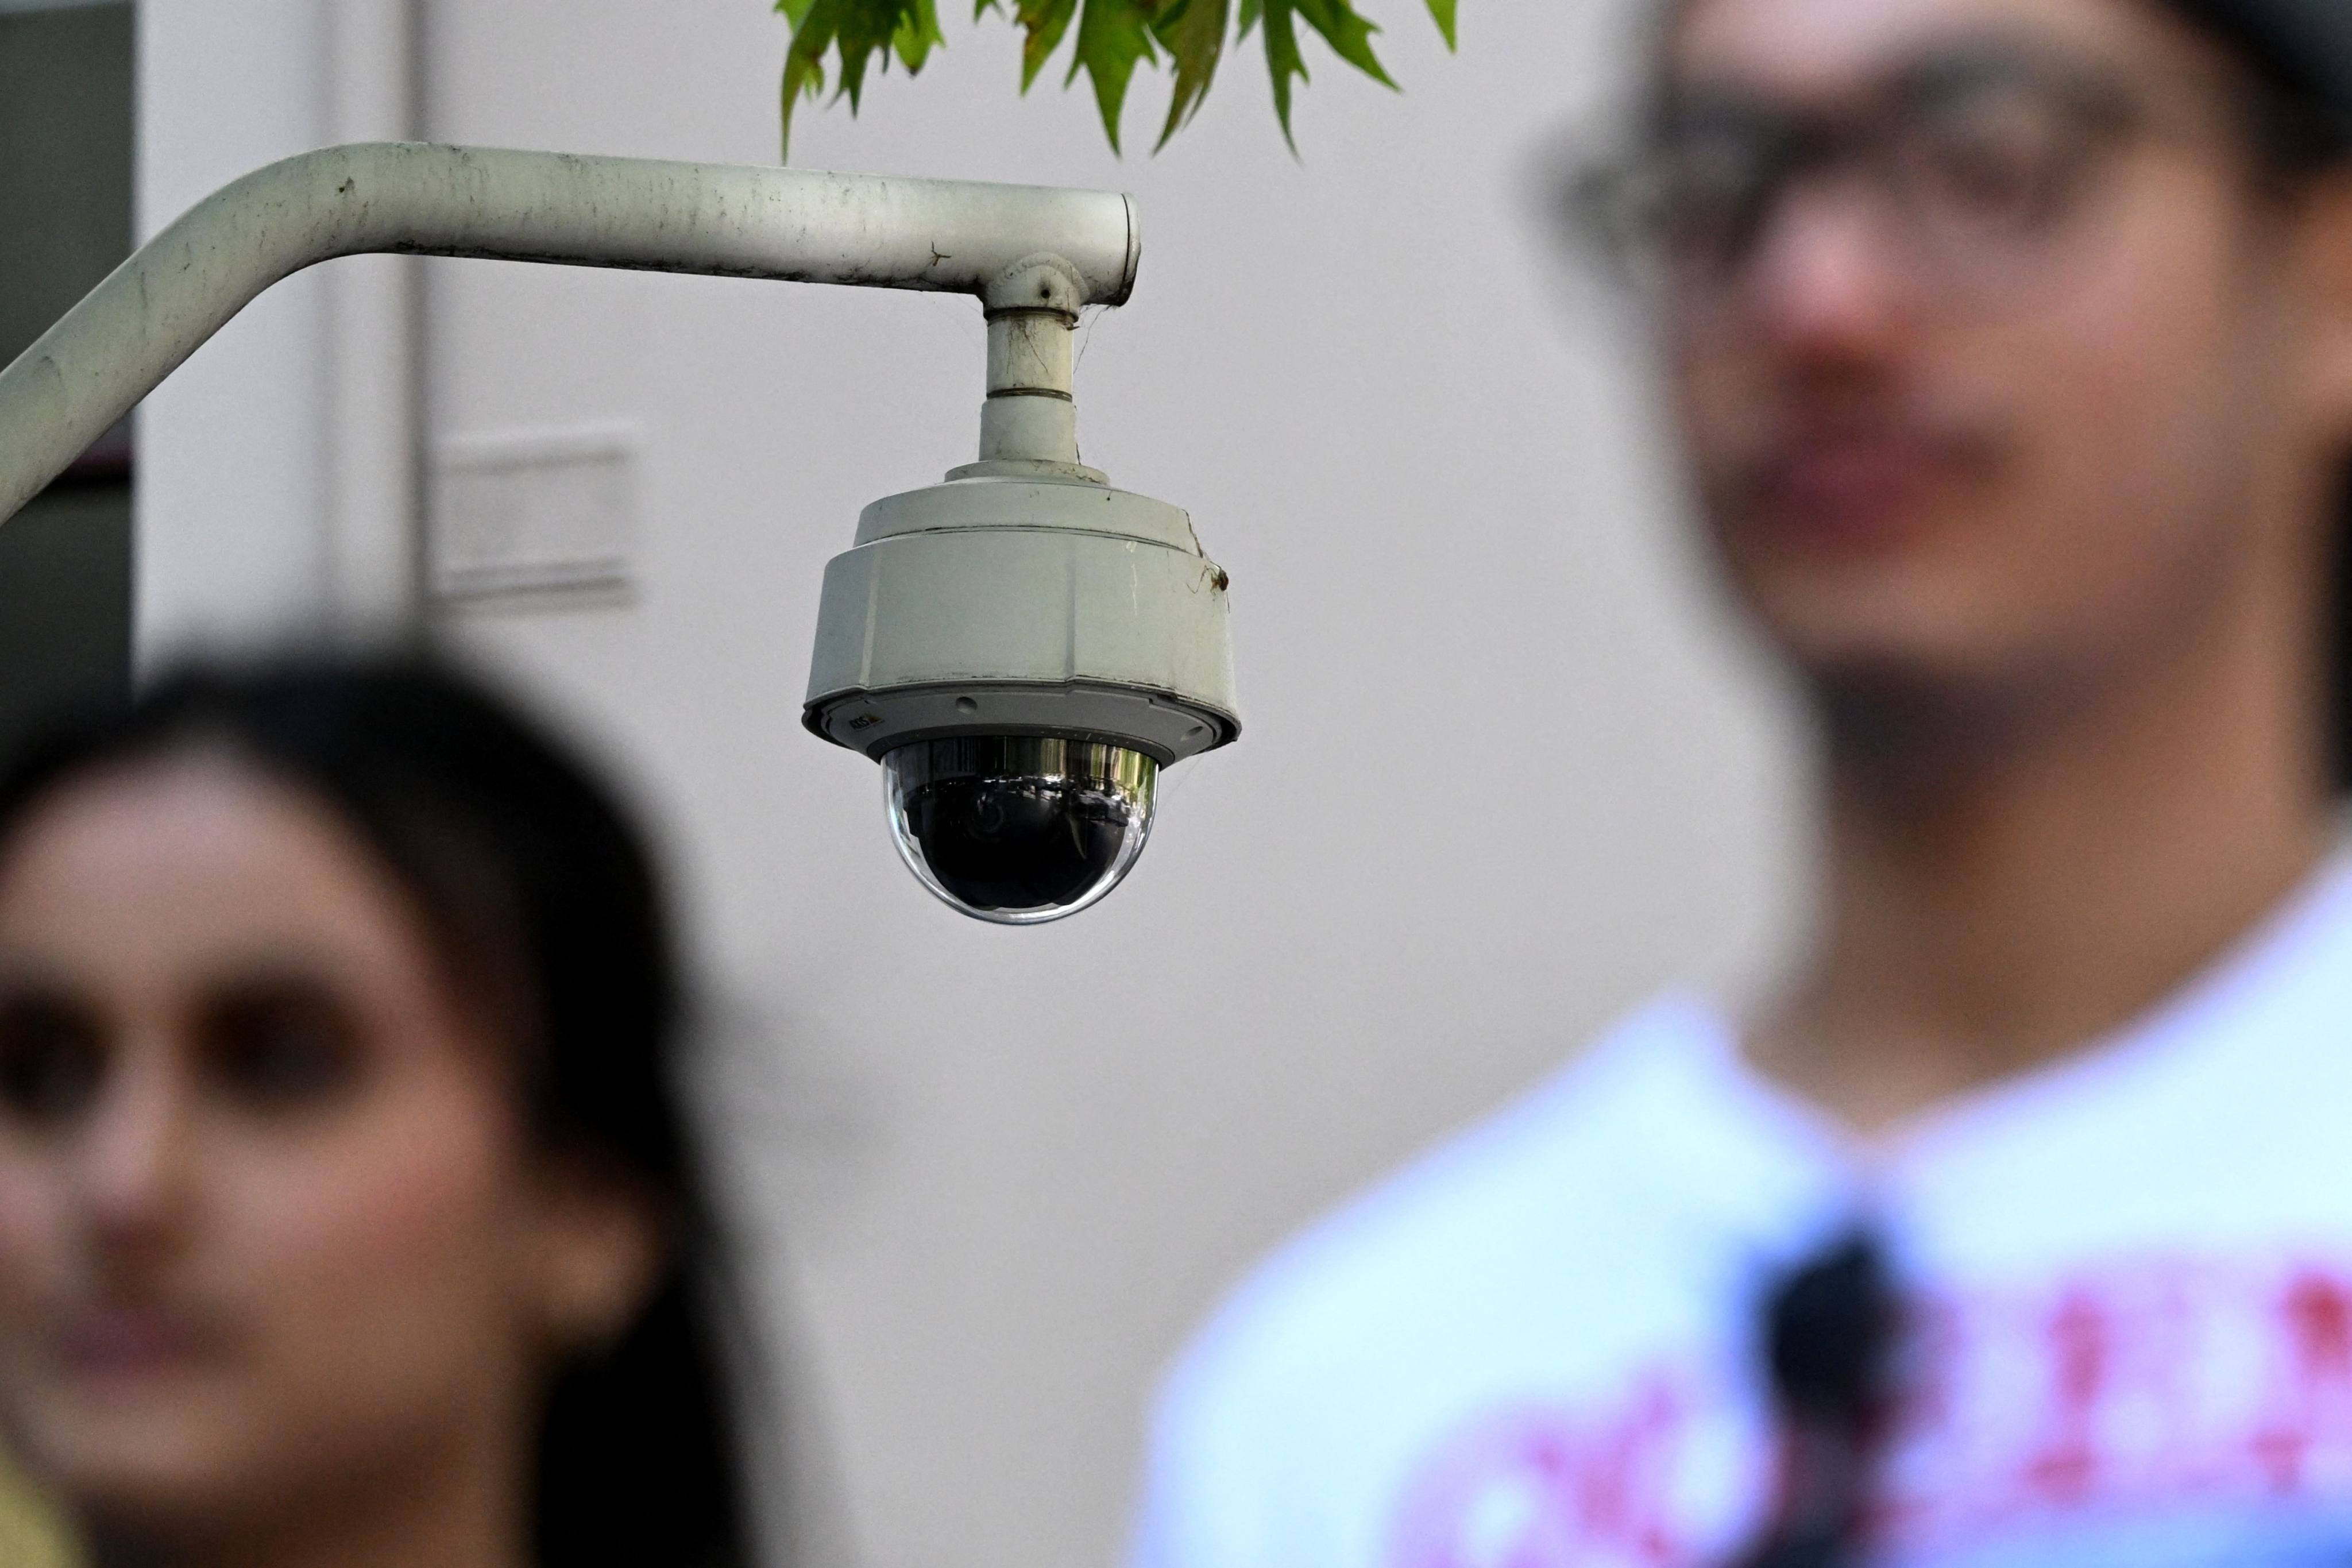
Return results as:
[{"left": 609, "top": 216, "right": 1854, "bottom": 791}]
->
[{"left": 0, "top": 753, "right": 649, "bottom": 1535}]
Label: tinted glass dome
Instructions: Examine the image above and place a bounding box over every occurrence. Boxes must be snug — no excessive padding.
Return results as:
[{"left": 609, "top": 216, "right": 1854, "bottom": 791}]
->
[{"left": 882, "top": 736, "right": 1157, "bottom": 924}]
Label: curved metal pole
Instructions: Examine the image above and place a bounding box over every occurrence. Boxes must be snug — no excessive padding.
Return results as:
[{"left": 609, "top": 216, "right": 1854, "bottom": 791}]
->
[{"left": 0, "top": 142, "right": 1142, "bottom": 523}]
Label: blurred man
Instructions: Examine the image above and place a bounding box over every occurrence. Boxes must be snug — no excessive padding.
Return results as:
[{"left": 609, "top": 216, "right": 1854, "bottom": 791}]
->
[{"left": 1130, "top": 1, "right": 2352, "bottom": 1565}]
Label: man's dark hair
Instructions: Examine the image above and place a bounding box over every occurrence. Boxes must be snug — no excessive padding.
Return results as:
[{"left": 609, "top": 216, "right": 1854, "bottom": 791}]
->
[
  {"left": 2175, "top": 3, "right": 2352, "bottom": 784},
  {"left": 0, "top": 654, "right": 762, "bottom": 1568},
  {"left": 2168, "top": 2, "right": 2352, "bottom": 131}
]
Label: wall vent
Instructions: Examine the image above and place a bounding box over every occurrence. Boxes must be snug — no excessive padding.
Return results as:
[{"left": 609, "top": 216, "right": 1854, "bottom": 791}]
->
[{"left": 428, "top": 423, "right": 638, "bottom": 603}]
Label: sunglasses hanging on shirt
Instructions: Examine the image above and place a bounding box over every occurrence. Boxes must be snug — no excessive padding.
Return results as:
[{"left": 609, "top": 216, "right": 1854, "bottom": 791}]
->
[{"left": 1728, "top": 1230, "right": 1901, "bottom": 1568}]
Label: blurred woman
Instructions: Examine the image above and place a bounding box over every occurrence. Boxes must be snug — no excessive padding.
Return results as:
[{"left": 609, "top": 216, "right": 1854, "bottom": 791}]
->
[{"left": 0, "top": 656, "right": 759, "bottom": 1568}]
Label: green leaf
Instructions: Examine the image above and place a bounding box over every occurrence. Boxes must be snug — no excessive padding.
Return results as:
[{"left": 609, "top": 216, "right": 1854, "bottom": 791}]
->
[
  {"left": 1259, "top": 0, "right": 1306, "bottom": 150},
  {"left": 775, "top": 0, "right": 1451, "bottom": 160},
  {"left": 1151, "top": 0, "right": 1230, "bottom": 149},
  {"left": 1006, "top": 0, "right": 1080, "bottom": 91},
  {"left": 832, "top": 0, "right": 910, "bottom": 110},
  {"left": 777, "top": 0, "right": 839, "bottom": 161},
  {"left": 1292, "top": 0, "right": 1395, "bottom": 91},
  {"left": 894, "top": 0, "right": 947, "bottom": 72},
  {"left": 1423, "top": 0, "right": 1454, "bottom": 50},
  {"left": 1068, "top": 0, "right": 1161, "bottom": 154},
  {"left": 974, "top": 0, "right": 1080, "bottom": 92},
  {"left": 777, "top": 0, "right": 948, "bottom": 160}
]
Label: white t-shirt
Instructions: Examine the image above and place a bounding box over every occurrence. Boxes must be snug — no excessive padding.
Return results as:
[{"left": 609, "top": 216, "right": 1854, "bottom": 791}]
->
[{"left": 1130, "top": 855, "right": 2352, "bottom": 1568}]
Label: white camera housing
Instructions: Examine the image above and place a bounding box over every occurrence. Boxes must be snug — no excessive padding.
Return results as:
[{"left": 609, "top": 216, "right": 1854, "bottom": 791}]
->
[
  {"left": 804, "top": 457, "right": 1239, "bottom": 924},
  {"left": 804, "top": 463, "right": 1239, "bottom": 764}
]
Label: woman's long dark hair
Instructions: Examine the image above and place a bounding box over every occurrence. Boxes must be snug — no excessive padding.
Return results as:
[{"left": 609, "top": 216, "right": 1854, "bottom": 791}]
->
[{"left": 0, "top": 654, "right": 759, "bottom": 1568}]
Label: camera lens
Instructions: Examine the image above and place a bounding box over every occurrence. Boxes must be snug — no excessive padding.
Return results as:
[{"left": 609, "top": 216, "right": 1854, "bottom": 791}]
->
[{"left": 883, "top": 736, "right": 1158, "bottom": 924}]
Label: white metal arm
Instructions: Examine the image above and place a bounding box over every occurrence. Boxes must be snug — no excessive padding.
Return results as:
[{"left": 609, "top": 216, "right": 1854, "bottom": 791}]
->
[{"left": 0, "top": 142, "right": 1141, "bottom": 522}]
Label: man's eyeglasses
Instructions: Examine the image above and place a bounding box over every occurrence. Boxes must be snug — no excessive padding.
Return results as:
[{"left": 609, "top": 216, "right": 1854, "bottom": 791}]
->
[{"left": 1561, "top": 47, "right": 2172, "bottom": 320}]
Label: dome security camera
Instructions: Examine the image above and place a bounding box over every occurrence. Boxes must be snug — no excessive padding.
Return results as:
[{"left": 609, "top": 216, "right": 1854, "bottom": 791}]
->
[
  {"left": 803, "top": 256, "right": 1238, "bottom": 925},
  {"left": 805, "top": 454, "right": 1239, "bottom": 925}
]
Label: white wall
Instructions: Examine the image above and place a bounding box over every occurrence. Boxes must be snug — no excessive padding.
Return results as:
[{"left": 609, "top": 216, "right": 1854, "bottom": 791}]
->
[
  {"left": 136, "top": 0, "right": 331, "bottom": 650},
  {"left": 142, "top": 3, "right": 1810, "bottom": 1566},
  {"left": 136, "top": 0, "right": 418, "bottom": 656}
]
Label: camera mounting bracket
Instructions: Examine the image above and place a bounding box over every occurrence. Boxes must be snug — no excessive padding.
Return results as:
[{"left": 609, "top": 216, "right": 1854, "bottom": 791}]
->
[{"left": 0, "top": 140, "right": 1239, "bottom": 920}]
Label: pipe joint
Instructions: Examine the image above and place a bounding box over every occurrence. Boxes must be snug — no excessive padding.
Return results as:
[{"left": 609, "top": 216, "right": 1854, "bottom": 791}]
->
[{"left": 982, "top": 252, "right": 1089, "bottom": 320}]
